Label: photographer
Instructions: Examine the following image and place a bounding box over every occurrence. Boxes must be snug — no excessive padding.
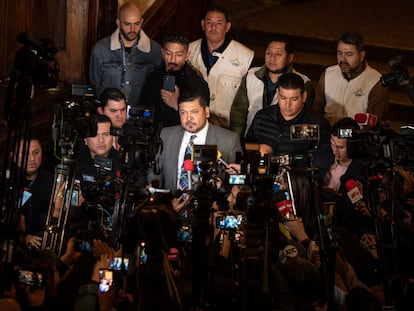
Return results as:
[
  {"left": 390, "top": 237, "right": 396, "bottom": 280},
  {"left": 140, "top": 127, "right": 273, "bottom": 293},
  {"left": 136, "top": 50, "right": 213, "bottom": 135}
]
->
[
  {"left": 72, "top": 114, "right": 122, "bottom": 235},
  {"left": 314, "top": 117, "right": 373, "bottom": 227}
]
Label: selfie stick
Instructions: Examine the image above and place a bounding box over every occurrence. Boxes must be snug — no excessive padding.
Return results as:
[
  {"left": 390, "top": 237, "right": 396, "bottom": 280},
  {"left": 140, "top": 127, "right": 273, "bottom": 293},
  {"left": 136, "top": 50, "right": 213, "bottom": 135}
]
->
[{"left": 286, "top": 170, "right": 297, "bottom": 216}]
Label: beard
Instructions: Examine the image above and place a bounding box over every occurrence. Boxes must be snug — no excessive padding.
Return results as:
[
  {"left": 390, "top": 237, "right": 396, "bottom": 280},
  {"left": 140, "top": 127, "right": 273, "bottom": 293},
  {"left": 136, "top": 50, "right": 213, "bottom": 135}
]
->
[{"left": 120, "top": 28, "right": 138, "bottom": 42}]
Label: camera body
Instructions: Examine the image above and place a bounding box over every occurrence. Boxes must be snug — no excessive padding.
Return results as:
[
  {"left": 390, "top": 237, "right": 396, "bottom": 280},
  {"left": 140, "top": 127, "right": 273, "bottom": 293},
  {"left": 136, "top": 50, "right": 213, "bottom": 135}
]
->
[{"left": 380, "top": 55, "right": 412, "bottom": 88}]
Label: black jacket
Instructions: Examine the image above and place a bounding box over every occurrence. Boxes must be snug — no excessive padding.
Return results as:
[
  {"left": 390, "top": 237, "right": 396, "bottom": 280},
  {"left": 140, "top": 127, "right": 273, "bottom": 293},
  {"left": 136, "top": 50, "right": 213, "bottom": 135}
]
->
[
  {"left": 246, "top": 105, "right": 331, "bottom": 156},
  {"left": 138, "top": 62, "right": 201, "bottom": 129},
  {"left": 20, "top": 168, "right": 54, "bottom": 236}
]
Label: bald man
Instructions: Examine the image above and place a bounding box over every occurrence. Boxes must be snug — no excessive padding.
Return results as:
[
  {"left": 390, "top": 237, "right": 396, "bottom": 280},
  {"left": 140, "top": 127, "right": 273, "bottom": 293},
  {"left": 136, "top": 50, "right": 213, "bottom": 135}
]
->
[{"left": 90, "top": 1, "right": 162, "bottom": 108}]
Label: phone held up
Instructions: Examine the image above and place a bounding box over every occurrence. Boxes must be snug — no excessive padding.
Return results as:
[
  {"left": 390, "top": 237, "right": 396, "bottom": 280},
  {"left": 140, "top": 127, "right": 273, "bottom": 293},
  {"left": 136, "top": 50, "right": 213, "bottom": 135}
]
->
[
  {"left": 99, "top": 269, "right": 113, "bottom": 293},
  {"left": 163, "top": 75, "right": 176, "bottom": 92},
  {"left": 17, "top": 268, "right": 46, "bottom": 287},
  {"left": 74, "top": 239, "right": 93, "bottom": 253}
]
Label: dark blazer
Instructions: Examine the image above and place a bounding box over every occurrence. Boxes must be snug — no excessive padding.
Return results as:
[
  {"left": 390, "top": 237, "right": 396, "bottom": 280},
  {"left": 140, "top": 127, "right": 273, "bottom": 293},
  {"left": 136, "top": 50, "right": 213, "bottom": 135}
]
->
[
  {"left": 156, "top": 123, "right": 242, "bottom": 190},
  {"left": 314, "top": 143, "right": 365, "bottom": 195}
]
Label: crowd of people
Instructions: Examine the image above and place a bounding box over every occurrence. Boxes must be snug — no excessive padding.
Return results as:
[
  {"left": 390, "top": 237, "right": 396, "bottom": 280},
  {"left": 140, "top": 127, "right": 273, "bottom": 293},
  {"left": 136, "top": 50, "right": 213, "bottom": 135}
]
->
[{"left": 1, "top": 2, "right": 414, "bottom": 311}]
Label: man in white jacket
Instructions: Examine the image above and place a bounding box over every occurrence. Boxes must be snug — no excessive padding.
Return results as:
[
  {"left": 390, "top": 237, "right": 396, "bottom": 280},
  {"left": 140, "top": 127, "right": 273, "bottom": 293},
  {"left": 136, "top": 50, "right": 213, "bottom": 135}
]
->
[
  {"left": 188, "top": 5, "right": 254, "bottom": 128},
  {"left": 230, "top": 34, "right": 314, "bottom": 140}
]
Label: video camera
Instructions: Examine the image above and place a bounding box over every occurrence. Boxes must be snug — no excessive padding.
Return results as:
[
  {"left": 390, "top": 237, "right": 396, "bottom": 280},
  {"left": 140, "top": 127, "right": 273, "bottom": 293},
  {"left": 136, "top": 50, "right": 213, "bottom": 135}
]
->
[
  {"left": 380, "top": 55, "right": 414, "bottom": 104},
  {"left": 52, "top": 84, "right": 98, "bottom": 159},
  {"left": 111, "top": 106, "right": 159, "bottom": 172},
  {"left": 13, "top": 32, "right": 59, "bottom": 90},
  {"left": 391, "top": 125, "right": 414, "bottom": 170},
  {"left": 336, "top": 119, "right": 394, "bottom": 163}
]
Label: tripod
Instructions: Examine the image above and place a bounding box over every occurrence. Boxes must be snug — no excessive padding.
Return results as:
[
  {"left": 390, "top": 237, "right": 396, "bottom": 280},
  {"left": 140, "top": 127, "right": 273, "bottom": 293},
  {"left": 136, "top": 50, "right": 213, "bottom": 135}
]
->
[{"left": 41, "top": 158, "right": 77, "bottom": 257}]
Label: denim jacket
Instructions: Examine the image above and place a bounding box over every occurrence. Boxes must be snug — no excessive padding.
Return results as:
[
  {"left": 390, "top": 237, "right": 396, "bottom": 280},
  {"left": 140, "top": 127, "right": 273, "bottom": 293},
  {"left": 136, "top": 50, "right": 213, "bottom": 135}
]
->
[{"left": 89, "top": 28, "right": 162, "bottom": 107}]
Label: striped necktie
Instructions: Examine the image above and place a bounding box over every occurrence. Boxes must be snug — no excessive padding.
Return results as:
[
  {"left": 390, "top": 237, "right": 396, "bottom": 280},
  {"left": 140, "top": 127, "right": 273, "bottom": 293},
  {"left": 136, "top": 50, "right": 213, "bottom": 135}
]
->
[{"left": 178, "top": 134, "right": 196, "bottom": 190}]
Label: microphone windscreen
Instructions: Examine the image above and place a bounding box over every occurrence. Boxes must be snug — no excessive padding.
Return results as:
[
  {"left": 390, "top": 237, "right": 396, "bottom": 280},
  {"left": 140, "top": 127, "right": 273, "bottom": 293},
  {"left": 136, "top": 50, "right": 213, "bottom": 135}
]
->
[
  {"left": 344, "top": 179, "right": 363, "bottom": 204},
  {"left": 344, "top": 179, "right": 358, "bottom": 192},
  {"left": 277, "top": 200, "right": 293, "bottom": 218},
  {"left": 354, "top": 113, "right": 378, "bottom": 127},
  {"left": 183, "top": 159, "right": 194, "bottom": 171}
]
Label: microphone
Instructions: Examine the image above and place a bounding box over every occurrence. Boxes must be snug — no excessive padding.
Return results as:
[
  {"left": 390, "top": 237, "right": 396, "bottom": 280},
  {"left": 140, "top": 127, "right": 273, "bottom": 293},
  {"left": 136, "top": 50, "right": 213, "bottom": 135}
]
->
[
  {"left": 277, "top": 199, "right": 294, "bottom": 219},
  {"left": 354, "top": 113, "right": 378, "bottom": 127},
  {"left": 273, "top": 191, "right": 295, "bottom": 219},
  {"left": 344, "top": 178, "right": 363, "bottom": 204},
  {"left": 183, "top": 154, "right": 194, "bottom": 191}
]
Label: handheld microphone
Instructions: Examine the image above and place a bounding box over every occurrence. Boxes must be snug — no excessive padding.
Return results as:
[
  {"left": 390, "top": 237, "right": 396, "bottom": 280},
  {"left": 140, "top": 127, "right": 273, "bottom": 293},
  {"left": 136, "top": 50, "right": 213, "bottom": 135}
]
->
[
  {"left": 183, "top": 154, "right": 194, "bottom": 191},
  {"left": 273, "top": 190, "right": 295, "bottom": 219},
  {"left": 344, "top": 178, "right": 363, "bottom": 204},
  {"left": 277, "top": 199, "right": 294, "bottom": 219},
  {"left": 354, "top": 113, "right": 378, "bottom": 127}
]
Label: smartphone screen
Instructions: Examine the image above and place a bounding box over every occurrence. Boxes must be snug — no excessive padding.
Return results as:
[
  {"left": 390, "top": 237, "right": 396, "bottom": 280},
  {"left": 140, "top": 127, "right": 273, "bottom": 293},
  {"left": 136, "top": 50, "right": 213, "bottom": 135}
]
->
[
  {"left": 109, "top": 257, "right": 129, "bottom": 271},
  {"left": 74, "top": 240, "right": 93, "bottom": 253},
  {"left": 229, "top": 174, "right": 246, "bottom": 185},
  {"left": 163, "top": 75, "right": 175, "bottom": 92},
  {"left": 138, "top": 242, "right": 148, "bottom": 265},
  {"left": 17, "top": 269, "right": 45, "bottom": 287},
  {"left": 215, "top": 214, "right": 244, "bottom": 230},
  {"left": 99, "top": 269, "right": 113, "bottom": 293}
]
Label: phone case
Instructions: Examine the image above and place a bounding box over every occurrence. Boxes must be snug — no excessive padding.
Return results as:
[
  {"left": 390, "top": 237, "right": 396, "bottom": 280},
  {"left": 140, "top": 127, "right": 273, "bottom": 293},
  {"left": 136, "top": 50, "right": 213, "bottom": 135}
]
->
[{"left": 163, "top": 75, "right": 175, "bottom": 91}]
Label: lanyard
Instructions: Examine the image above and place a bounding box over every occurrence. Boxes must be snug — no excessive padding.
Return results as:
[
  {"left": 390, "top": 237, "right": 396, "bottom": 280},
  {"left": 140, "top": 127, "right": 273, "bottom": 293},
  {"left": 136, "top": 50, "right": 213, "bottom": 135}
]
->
[
  {"left": 119, "top": 34, "right": 138, "bottom": 88},
  {"left": 119, "top": 37, "right": 128, "bottom": 88}
]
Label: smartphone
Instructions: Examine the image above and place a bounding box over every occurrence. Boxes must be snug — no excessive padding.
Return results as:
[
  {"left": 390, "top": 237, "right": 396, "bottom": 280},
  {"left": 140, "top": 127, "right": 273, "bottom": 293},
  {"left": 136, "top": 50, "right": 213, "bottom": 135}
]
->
[
  {"left": 290, "top": 124, "right": 319, "bottom": 140},
  {"left": 66, "top": 179, "right": 81, "bottom": 207},
  {"left": 215, "top": 214, "right": 244, "bottom": 230},
  {"left": 98, "top": 269, "right": 113, "bottom": 293},
  {"left": 17, "top": 269, "right": 46, "bottom": 287},
  {"left": 109, "top": 257, "right": 129, "bottom": 271},
  {"left": 74, "top": 240, "right": 93, "bottom": 253},
  {"left": 163, "top": 75, "right": 176, "bottom": 92},
  {"left": 229, "top": 174, "right": 246, "bottom": 185},
  {"left": 138, "top": 242, "right": 148, "bottom": 265}
]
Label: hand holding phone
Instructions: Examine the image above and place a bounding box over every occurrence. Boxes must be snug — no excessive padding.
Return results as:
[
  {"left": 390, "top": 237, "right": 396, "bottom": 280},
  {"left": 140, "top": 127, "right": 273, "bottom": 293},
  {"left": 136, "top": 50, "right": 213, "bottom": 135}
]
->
[
  {"left": 74, "top": 239, "right": 93, "bottom": 253},
  {"left": 98, "top": 269, "right": 113, "bottom": 293},
  {"left": 17, "top": 268, "right": 46, "bottom": 287}
]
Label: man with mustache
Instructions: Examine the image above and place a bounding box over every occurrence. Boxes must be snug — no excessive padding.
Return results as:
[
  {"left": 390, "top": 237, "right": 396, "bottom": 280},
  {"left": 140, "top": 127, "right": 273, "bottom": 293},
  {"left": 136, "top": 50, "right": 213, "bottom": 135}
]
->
[
  {"left": 89, "top": 2, "right": 162, "bottom": 108},
  {"left": 152, "top": 75, "right": 242, "bottom": 191},
  {"left": 230, "top": 34, "right": 314, "bottom": 141},
  {"left": 314, "top": 32, "right": 388, "bottom": 125},
  {"left": 138, "top": 33, "right": 202, "bottom": 129},
  {"left": 188, "top": 5, "right": 254, "bottom": 128}
]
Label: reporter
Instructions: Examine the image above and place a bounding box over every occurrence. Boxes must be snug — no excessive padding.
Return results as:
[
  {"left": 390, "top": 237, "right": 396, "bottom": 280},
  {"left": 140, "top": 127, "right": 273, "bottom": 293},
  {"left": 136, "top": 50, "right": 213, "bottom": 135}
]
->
[{"left": 15, "top": 137, "right": 54, "bottom": 251}]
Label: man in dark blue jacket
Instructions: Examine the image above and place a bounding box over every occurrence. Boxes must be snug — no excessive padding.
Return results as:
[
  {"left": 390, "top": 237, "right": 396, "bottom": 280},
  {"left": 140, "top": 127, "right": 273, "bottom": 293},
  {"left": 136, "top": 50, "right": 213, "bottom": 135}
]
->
[{"left": 246, "top": 72, "right": 330, "bottom": 158}]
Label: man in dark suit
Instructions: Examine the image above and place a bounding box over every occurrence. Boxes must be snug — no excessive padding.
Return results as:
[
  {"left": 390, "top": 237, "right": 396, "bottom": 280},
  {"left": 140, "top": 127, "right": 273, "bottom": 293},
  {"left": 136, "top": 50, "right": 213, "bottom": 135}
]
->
[{"left": 153, "top": 75, "right": 242, "bottom": 191}]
